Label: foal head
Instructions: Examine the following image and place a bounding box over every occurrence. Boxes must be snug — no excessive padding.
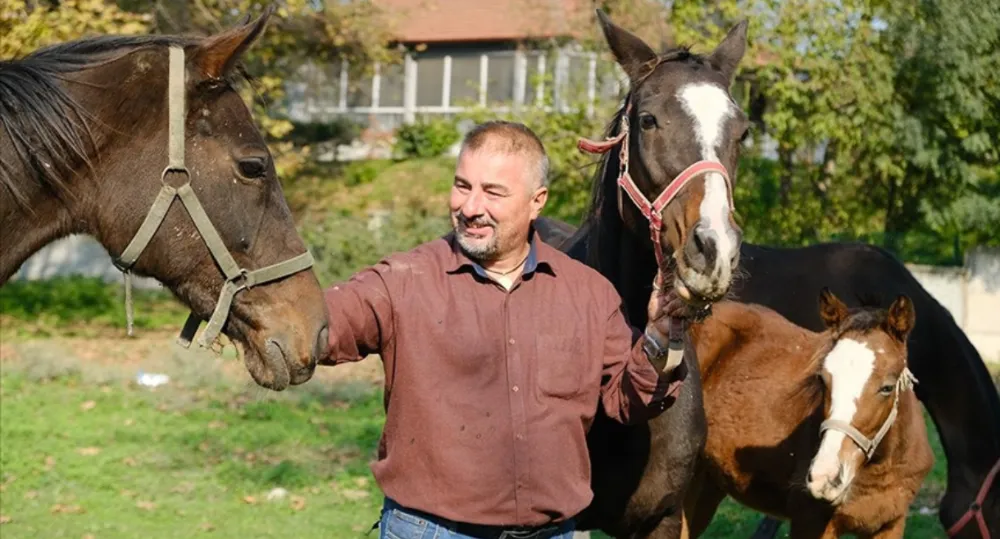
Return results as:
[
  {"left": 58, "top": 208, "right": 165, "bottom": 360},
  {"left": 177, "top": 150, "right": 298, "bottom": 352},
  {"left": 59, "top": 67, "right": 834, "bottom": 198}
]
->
[
  {"left": 806, "top": 288, "right": 917, "bottom": 504},
  {"left": 592, "top": 11, "right": 750, "bottom": 303}
]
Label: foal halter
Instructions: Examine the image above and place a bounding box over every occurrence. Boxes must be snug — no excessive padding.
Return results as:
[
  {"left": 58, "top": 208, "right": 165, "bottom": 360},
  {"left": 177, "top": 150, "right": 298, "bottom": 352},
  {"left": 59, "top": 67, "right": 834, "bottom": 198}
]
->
[
  {"left": 576, "top": 99, "right": 733, "bottom": 269},
  {"left": 112, "top": 45, "right": 314, "bottom": 349},
  {"left": 818, "top": 368, "right": 915, "bottom": 462}
]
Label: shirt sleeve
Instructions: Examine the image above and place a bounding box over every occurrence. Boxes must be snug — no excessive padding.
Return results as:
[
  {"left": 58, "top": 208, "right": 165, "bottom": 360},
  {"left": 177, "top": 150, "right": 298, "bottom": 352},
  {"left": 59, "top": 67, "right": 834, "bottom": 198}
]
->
[
  {"left": 599, "top": 300, "right": 685, "bottom": 424},
  {"left": 320, "top": 261, "right": 396, "bottom": 366}
]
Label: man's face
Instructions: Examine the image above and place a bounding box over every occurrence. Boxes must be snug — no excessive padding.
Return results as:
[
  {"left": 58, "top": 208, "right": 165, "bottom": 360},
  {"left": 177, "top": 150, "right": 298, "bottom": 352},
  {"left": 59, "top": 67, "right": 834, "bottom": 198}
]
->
[{"left": 450, "top": 147, "right": 547, "bottom": 262}]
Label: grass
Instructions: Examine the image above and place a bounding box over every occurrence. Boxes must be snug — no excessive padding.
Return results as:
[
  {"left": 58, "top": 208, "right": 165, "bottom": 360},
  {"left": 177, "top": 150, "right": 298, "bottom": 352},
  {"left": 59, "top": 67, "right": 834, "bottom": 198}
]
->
[
  {"left": 0, "top": 336, "right": 956, "bottom": 539},
  {"left": 0, "top": 353, "right": 387, "bottom": 538}
]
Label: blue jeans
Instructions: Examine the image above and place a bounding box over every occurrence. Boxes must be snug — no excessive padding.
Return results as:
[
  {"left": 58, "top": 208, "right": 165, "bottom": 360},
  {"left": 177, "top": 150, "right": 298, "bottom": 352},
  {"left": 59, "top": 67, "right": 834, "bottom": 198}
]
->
[{"left": 378, "top": 498, "right": 576, "bottom": 539}]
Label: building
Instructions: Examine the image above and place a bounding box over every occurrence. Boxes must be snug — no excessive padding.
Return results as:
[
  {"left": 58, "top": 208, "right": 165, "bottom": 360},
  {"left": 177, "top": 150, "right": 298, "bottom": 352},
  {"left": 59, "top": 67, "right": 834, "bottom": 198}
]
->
[{"left": 283, "top": 0, "right": 626, "bottom": 138}]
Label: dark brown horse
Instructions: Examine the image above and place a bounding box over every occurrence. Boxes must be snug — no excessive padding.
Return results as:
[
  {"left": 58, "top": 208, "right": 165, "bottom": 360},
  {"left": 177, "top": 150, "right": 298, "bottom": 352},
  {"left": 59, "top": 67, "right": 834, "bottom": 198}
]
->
[
  {"left": 562, "top": 10, "right": 752, "bottom": 538},
  {"left": 544, "top": 13, "right": 999, "bottom": 538},
  {"left": 0, "top": 9, "right": 329, "bottom": 391},
  {"left": 683, "top": 289, "right": 934, "bottom": 538}
]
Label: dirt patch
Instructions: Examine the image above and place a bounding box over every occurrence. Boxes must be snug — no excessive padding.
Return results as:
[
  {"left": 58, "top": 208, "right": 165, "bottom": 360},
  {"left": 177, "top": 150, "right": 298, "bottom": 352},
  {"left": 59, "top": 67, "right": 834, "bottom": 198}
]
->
[{"left": 1, "top": 334, "right": 385, "bottom": 388}]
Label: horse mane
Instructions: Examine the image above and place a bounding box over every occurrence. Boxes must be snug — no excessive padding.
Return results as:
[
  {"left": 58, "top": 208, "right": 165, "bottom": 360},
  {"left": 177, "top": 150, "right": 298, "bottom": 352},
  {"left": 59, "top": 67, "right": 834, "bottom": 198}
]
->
[{"left": 0, "top": 33, "right": 239, "bottom": 211}]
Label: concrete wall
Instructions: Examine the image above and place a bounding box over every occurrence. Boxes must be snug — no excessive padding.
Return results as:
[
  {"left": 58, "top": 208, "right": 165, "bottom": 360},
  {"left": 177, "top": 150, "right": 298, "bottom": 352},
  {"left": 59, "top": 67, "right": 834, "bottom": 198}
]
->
[{"left": 906, "top": 246, "right": 1000, "bottom": 363}]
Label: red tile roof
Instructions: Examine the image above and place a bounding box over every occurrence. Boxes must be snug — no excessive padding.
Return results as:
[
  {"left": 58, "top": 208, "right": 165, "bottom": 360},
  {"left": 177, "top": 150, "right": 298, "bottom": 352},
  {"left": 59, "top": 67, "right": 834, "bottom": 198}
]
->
[{"left": 374, "top": 0, "right": 589, "bottom": 43}]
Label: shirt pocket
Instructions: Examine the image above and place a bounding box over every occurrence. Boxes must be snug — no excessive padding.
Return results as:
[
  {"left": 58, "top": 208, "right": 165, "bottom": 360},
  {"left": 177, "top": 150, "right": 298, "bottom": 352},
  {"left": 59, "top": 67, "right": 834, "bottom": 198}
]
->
[{"left": 535, "top": 334, "right": 586, "bottom": 399}]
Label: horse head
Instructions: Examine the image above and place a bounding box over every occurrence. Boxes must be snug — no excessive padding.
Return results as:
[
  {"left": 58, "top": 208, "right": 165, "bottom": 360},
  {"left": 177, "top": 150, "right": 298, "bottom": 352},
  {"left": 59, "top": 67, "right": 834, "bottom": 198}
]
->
[
  {"left": 0, "top": 8, "right": 328, "bottom": 391},
  {"left": 583, "top": 10, "right": 750, "bottom": 306},
  {"left": 807, "top": 288, "right": 917, "bottom": 504}
]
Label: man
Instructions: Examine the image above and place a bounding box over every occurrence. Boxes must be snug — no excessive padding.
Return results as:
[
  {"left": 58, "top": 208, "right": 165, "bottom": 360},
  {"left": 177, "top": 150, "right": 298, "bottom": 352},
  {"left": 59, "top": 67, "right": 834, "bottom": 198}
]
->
[{"left": 322, "top": 120, "right": 686, "bottom": 539}]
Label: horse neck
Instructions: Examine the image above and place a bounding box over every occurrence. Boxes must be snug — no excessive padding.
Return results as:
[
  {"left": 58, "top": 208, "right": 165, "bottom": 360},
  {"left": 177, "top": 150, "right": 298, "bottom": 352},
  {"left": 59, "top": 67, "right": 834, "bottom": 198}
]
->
[
  {"left": 0, "top": 60, "right": 150, "bottom": 284},
  {"left": 584, "top": 126, "right": 660, "bottom": 326}
]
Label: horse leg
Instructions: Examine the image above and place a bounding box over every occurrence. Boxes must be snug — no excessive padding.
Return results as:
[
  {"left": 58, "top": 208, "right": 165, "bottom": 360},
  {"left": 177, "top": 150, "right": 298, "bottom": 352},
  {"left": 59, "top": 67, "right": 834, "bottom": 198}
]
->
[
  {"left": 788, "top": 514, "right": 838, "bottom": 539},
  {"left": 680, "top": 470, "right": 726, "bottom": 539}
]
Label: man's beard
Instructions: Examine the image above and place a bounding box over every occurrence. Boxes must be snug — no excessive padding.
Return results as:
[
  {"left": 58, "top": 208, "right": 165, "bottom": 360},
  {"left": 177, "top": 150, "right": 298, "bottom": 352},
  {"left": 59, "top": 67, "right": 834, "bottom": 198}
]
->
[{"left": 454, "top": 212, "right": 500, "bottom": 261}]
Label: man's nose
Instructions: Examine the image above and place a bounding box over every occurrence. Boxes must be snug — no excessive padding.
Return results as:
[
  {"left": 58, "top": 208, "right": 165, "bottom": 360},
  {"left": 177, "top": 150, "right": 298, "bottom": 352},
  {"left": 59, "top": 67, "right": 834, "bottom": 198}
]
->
[{"left": 462, "top": 191, "right": 485, "bottom": 216}]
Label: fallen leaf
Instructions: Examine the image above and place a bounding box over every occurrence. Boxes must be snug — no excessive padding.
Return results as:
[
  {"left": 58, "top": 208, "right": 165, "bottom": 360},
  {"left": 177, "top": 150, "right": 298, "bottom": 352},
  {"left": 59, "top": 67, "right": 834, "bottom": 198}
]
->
[
  {"left": 50, "top": 504, "right": 85, "bottom": 514},
  {"left": 136, "top": 501, "right": 156, "bottom": 511},
  {"left": 353, "top": 477, "right": 369, "bottom": 487},
  {"left": 124, "top": 418, "right": 135, "bottom": 426},
  {"left": 242, "top": 495, "right": 257, "bottom": 505},
  {"left": 77, "top": 447, "right": 101, "bottom": 456},
  {"left": 80, "top": 400, "right": 96, "bottom": 411},
  {"left": 309, "top": 487, "right": 321, "bottom": 495},
  {"left": 120, "top": 489, "right": 136, "bottom": 498},
  {"left": 290, "top": 495, "right": 306, "bottom": 511},
  {"left": 0, "top": 515, "right": 11, "bottom": 524},
  {"left": 122, "top": 457, "right": 137, "bottom": 467},
  {"left": 198, "top": 442, "right": 210, "bottom": 452},
  {"left": 341, "top": 488, "right": 369, "bottom": 501},
  {"left": 171, "top": 482, "right": 195, "bottom": 494},
  {"left": 199, "top": 522, "right": 215, "bottom": 532},
  {"left": 44, "top": 456, "right": 56, "bottom": 470},
  {"left": 83, "top": 534, "right": 96, "bottom": 539},
  {"left": 207, "top": 420, "right": 226, "bottom": 430},
  {"left": 24, "top": 491, "right": 37, "bottom": 500}
]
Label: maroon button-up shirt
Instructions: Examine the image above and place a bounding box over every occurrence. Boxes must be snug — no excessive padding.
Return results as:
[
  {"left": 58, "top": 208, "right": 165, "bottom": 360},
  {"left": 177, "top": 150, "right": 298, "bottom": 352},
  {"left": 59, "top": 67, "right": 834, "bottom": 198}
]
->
[{"left": 323, "top": 231, "right": 682, "bottom": 527}]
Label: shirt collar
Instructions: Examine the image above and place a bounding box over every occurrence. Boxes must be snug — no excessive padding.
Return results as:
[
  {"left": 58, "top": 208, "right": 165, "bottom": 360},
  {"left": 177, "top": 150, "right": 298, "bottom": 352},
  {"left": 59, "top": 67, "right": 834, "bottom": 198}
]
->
[{"left": 445, "top": 225, "right": 557, "bottom": 278}]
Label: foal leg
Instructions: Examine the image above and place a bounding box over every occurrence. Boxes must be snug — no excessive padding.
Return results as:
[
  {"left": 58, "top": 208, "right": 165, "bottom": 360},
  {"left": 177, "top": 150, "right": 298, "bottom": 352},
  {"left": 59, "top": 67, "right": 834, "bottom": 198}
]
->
[{"left": 861, "top": 517, "right": 906, "bottom": 539}]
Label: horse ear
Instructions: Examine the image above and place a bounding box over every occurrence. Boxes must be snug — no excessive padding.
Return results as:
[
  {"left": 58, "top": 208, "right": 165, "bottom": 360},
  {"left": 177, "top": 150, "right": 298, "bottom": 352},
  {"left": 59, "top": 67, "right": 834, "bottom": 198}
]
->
[
  {"left": 708, "top": 19, "right": 748, "bottom": 82},
  {"left": 595, "top": 9, "right": 658, "bottom": 82},
  {"left": 886, "top": 294, "right": 916, "bottom": 340},
  {"left": 189, "top": 6, "right": 273, "bottom": 80},
  {"left": 818, "top": 287, "right": 848, "bottom": 329}
]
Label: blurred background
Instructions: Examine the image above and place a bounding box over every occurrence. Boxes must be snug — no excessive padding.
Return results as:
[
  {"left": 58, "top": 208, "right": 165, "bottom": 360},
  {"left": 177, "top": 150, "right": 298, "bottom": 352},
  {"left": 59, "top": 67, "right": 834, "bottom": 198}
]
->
[{"left": 1, "top": 1, "right": 997, "bottom": 537}]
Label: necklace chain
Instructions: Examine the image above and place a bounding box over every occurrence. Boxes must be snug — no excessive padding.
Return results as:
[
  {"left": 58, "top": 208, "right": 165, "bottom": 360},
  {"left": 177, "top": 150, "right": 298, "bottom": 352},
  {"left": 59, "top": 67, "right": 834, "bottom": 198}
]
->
[{"left": 484, "top": 251, "right": 530, "bottom": 277}]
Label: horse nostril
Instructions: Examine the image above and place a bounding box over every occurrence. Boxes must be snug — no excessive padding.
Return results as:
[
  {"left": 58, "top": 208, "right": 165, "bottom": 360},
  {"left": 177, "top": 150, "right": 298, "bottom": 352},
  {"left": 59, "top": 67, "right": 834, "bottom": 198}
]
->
[{"left": 313, "top": 323, "right": 329, "bottom": 367}]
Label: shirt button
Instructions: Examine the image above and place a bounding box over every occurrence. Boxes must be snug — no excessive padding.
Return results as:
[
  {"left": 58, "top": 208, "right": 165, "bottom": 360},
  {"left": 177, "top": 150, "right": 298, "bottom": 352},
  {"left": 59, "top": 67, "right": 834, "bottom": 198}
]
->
[
  {"left": 509, "top": 338, "right": 515, "bottom": 344},
  {"left": 516, "top": 434, "right": 524, "bottom": 440},
  {"left": 512, "top": 386, "right": 519, "bottom": 392}
]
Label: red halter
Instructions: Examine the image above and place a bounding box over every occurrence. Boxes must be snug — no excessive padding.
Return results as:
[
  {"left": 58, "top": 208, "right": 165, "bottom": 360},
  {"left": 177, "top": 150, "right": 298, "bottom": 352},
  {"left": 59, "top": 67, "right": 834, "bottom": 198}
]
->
[
  {"left": 577, "top": 102, "right": 733, "bottom": 269},
  {"left": 947, "top": 456, "right": 1000, "bottom": 539}
]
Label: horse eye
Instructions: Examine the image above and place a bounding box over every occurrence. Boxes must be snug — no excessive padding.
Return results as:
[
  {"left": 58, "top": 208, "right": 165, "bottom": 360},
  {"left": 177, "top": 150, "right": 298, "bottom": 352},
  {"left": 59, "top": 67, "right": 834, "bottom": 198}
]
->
[
  {"left": 639, "top": 113, "right": 657, "bottom": 130},
  {"left": 237, "top": 157, "right": 267, "bottom": 179},
  {"left": 878, "top": 384, "right": 894, "bottom": 395},
  {"left": 739, "top": 127, "right": 751, "bottom": 143}
]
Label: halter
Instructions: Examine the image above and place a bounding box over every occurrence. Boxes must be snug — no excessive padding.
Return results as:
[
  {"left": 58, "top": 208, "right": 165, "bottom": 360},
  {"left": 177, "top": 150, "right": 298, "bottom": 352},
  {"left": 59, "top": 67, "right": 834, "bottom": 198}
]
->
[
  {"left": 946, "top": 456, "right": 1000, "bottom": 539},
  {"left": 577, "top": 98, "right": 733, "bottom": 374},
  {"left": 112, "top": 46, "right": 314, "bottom": 349},
  {"left": 818, "top": 368, "right": 916, "bottom": 462},
  {"left": 577, "top": 99, "right": 733, "bottom": 269}
]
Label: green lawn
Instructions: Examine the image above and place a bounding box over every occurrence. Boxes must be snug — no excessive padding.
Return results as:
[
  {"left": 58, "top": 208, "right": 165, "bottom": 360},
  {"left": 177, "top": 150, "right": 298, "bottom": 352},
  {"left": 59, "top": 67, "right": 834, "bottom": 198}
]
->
[{"left": 0, "top": 335, "right": 957, "bottom": 538}]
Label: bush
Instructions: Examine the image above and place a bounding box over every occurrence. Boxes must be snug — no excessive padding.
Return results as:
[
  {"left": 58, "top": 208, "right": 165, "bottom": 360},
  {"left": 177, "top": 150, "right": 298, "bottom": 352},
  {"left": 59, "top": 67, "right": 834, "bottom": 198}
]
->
[
  {"left": 302, "top": 208, "right": 451, "bottom": 286},
  {"left": 393, "top": 117, "right": 461, "bottom": 159}
]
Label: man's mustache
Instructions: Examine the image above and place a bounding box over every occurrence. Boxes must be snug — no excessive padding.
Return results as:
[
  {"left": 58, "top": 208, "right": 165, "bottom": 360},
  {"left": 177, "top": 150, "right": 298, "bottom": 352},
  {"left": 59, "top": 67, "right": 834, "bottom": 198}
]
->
[{"left": 455, "top": 214, "right": 496, "bottom": 229}]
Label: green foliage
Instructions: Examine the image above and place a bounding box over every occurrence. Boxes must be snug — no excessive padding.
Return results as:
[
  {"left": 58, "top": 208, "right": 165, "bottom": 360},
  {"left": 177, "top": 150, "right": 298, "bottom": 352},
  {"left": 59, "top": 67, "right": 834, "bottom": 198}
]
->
[
  {"left": 0, "top": 277, "right": 186, "bottom": 335},
  {"left": 303, "top": 209, "right": 451, "bottom": 286},
  {"left": 393, "top": 117, "right": 461, "bottom": 159}
]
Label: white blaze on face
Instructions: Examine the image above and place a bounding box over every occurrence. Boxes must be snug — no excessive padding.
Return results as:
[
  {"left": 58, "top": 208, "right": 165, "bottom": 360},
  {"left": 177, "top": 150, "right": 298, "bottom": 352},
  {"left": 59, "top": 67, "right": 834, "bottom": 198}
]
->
[
  {"left": 808, "top": 338, "right": 876, "bottom": 502},
  {"left": 677, "top": 83, "right": 738, "bottom": 271}
]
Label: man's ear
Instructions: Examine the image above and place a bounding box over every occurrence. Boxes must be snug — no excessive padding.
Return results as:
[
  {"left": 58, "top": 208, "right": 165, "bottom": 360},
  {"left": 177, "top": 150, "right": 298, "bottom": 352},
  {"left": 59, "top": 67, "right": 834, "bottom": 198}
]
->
[{"left": 529, "top": 186, "right": 549, "bottom": 219}]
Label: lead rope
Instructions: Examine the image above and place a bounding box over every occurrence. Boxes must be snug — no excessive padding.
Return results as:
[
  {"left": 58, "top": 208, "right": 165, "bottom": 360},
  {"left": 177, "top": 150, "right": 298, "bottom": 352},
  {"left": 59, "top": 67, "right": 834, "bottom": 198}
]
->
[{"left": 124, "top": 271, "right": 134, "bottom": 336}]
